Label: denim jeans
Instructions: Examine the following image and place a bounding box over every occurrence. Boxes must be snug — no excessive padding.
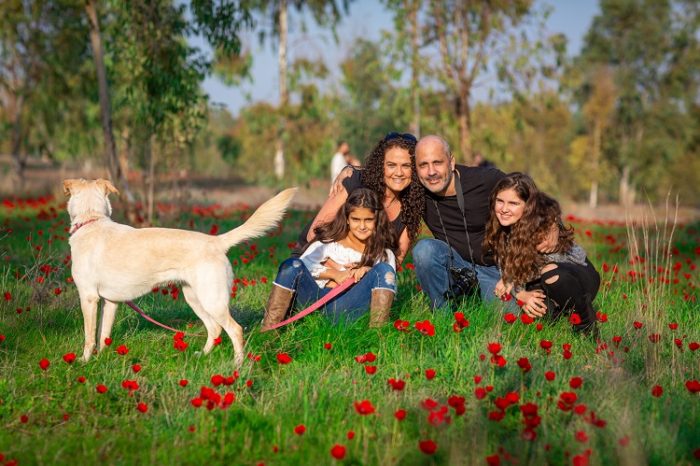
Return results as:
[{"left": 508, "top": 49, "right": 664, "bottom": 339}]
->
[
  {"left": 273, "top": 257, "right": 396, "bottom": 324},
  {"left": 412, "top": 238, "right": 502, "bottom": 310}
]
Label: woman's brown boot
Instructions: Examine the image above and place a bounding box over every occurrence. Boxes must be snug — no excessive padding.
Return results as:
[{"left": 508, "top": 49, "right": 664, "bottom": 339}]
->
[
  {"left": 262, "top": 285, "right": 294, "bottom": 329},
  {"left": 369, "top": 289, "right": 394, "bottom": 327}
]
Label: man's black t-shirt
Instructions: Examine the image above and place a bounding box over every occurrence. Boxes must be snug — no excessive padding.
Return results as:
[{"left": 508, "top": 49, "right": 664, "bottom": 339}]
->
[{"left": 422, "top": 165, "right": 505, "bottom": 266}]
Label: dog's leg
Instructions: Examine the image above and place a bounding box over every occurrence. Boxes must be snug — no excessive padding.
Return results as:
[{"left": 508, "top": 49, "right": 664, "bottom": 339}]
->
[
  {"left": 195, "top": 284, "right": 245, "bottom": 367},
  {"left": 80, "top": 294, "right": 100, "bottom": 362},
  {"left": 193, "top": 263, "right": 245, "bottom": 366},
  {"left": 98, "top": 299, "right": 118, "bottom": 352},
  {"left": 182, "top": 285, "right": 222, "bottom": 354},
  {"left": 210, "top": 310, "right": 245, "bottom": 367}
]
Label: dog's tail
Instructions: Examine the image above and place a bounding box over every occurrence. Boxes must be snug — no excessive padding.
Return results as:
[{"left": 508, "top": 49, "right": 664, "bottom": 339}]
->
[{"left": 217, "top": 188, "right": 298, "bottom": 250}]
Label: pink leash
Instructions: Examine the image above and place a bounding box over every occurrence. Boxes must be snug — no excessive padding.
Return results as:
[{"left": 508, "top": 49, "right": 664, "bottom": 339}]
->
[
  {"left": 125, "top": 300, "right": 203, "bottom": 336},
  {"left": 125, "top": 277, "right": 354, "bottom": 335},
  {"left": 262, "top": 277, "right": 355, "bottom": 331}
]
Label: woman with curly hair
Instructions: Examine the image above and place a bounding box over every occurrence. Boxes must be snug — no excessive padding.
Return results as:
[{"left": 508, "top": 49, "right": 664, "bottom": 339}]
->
[
  {"left": 297, "top": 132, "right": 424, "bottom": 264},
  {"left": 484, "top": 173, "right": 600, "bottom": 333},
  {"left": 263, "top": 189, "right": 398, "bottom": 328}
]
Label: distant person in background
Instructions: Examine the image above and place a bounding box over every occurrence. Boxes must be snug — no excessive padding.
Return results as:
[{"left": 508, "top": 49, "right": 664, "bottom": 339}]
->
[
  {"left": 473, "top": 151, "right": 496, "bottom": 168},
  {"left": 330, "top": 140, "right": 360, "bottom": 184}
]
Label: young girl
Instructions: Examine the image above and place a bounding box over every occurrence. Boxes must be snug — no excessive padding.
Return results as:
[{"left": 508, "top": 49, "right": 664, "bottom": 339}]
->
[
  {"left": 484, "top": 173, "right": 600, "bottom": 333},
  {"left": 263, "top": 188, "right": 398, "bottom": 328}
]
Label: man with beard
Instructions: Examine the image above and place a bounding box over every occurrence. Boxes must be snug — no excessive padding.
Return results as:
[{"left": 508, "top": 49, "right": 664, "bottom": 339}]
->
[{"left": 413, "top": 135, "right": 505, "bottom": 310}]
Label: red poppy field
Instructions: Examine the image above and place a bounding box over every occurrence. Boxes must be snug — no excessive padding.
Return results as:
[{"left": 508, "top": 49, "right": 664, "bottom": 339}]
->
[{"left": 1, "top": 195, "right": 698, "bottom": 465}]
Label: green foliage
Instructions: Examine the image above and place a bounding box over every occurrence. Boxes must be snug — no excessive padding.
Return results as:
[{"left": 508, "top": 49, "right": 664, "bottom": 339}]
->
[
  {"left": 339, "top": 37, "right": 408, "bottom": 158},
  {"left": 1, "top": 0, "right": 699, "bottom": 205},
  {"left": 190, "top": 0, "right": 254, "bottom": 55},
  {"left": 572, "top": 0, "right": 700, "bottom": 203}
]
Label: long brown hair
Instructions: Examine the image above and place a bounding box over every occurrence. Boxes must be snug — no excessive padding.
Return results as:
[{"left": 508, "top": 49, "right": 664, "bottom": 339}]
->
[
  {"left": 484, "top": 173, "right": 574, "bottom": 285},
  {"left": 361, "top": 133, "right": 424, "bottom": 244},
  {"left": 313, "top": 188, "right": 396, "bottom": 267}
]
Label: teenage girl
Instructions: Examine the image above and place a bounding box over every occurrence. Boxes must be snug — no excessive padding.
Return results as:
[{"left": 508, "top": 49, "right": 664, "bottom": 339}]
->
[{"left": 484, "top": 173, "right": 600, "bottom": 333}]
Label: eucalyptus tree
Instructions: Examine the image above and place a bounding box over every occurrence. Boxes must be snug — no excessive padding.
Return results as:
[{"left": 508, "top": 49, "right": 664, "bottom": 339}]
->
[
  {"left": 0, "top": 0, "right": 88, "bottom": 189},
  {"left": 382, "top": 0, "right": 423, "bottom": 137},
  {"left": 82, "top": 0, "right": 252, "bottom": 206},
  {"left": 575, "top": 0, "right": 699, "bottom": 205},
  {"left": 421, "top": 0, "right": 533, "bottom": 164},
  {"left": 338, "top": 37, "right": 406, "bottom": 157},
  {"left": 240, "top": 0, "right": 352, "bottom": 180}
]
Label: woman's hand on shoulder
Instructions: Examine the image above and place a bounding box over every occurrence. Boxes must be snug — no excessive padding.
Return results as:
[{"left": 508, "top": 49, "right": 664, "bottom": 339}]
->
[
  {"left": 329, "top": 166, "right": 355, "bottom": 196},
  {"left": 308, "top": 185, "right": 349, "bottom": 242}
]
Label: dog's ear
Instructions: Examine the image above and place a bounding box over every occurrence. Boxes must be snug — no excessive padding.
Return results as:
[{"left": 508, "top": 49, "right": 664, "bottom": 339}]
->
[
  {"left": 97, "top": 179, "right": 120, "bottom": 196},
  {"left": 63, "top": 179, "right": 79, "bottom": 197}
]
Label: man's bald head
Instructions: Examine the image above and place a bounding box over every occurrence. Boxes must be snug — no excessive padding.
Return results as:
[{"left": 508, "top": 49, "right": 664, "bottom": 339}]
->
[
  {"left": 415, "top": 135, "right": 456, "bottom": 196},
  {"left": 416, "top": 135, "right": 452, "bottom": 161}
]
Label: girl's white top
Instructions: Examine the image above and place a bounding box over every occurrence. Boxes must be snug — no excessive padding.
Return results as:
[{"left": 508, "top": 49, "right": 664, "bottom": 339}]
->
[{"left": 300, "top": 241, "right": 396, "bottom": 288}]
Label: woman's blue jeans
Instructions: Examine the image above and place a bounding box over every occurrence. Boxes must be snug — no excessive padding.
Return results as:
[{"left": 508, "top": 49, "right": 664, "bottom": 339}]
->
[
  {"left": 412, "top": 238, "right": 502, "bottom": 310},
  {"left": 273, "top": 257, "right": 396, "bottom": 323}
]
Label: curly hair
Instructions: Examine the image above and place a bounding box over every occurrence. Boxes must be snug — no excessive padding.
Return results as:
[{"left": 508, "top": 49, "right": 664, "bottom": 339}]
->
[
  {"left": 313, "top": 188, "right": 396, "bottom": 267},
  {"left": 483, "top": 173, "right": 574, "bottom": 286},
  {"left": 360, "top": 134, "right": 424, "bottom": 245}
]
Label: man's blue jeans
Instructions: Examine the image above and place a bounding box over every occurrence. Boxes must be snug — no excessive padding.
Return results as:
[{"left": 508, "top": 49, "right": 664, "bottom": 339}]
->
[
  {"left": 412, "top": 238, "right": 501, "bottom": 310},
  {"left": 273, "top": 257, "right": 396, "bottom": 323}
]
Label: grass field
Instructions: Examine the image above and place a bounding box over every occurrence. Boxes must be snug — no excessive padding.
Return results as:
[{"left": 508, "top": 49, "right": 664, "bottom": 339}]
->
[{"left": 1, "top": 194, "right": 698, "bottom": 466}]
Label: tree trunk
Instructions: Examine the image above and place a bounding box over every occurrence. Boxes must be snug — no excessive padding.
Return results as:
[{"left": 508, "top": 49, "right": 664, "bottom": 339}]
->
[
  {"left": 9, "top": 94, "right": 26, "bottom": 191},
  {"left": 457, "top": 93, "right": 472, "bottom": 164},
  {"left": 408, "top": 0, "right": 420, "bottom": 137},
  {"left": 589, "top": 121, "right": 601, "bottom": 208},
  {"left": 619, "top": 165, "right": 634, "bottom": 207},
  {"left": 589, "top": 181, "right": 598, "bottom": 209},
  {"left": 85, "top": 0, "right": 132, "bottom": 199},
  {"left": 274, "top": 0, "right": 288, "bottom": 180},
  {"left": 147, "top": 136, "right": 156, "bottom": 225}
]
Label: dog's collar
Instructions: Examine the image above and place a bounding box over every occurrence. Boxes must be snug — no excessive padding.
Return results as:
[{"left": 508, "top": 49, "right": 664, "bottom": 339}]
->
[{"left": 70, "top": 218, "right": 99, "bottom": 235}]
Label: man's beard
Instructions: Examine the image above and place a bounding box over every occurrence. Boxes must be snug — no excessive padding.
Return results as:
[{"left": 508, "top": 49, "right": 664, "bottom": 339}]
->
[{"left": 427, "top": 169, "right": 453, "bottom": 195}]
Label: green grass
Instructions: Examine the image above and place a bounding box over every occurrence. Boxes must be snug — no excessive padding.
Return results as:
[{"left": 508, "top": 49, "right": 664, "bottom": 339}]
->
[{"left": 0, "top": 197, "right": 698, "bottom": 465}]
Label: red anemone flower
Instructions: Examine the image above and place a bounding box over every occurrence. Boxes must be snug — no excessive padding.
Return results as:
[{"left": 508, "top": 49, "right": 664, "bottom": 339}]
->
[
  {"left": 418, "top": 440, "right": 437, "bottom": 455},
  {"left": 330, "top": 444, "right": 346, "bottom": 460},
  {"left": 353, "top": 400, "right": 375, "bottom": 415}
]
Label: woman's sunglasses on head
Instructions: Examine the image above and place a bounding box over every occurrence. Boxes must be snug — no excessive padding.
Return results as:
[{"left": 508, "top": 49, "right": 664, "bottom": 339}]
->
[{"left": 383, "top": 132, "right": 417, "bottom": 143}]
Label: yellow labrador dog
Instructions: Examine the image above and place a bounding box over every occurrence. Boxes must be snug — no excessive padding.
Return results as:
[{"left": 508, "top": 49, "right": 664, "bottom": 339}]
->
[{"left": 64, "top": 179, "right": 296, "bottom": 365}]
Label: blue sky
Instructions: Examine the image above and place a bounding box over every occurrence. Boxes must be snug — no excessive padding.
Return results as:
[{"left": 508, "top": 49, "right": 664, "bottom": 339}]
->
[{"left": 200, "top": 0, "right": 600, "bottom": 116}]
